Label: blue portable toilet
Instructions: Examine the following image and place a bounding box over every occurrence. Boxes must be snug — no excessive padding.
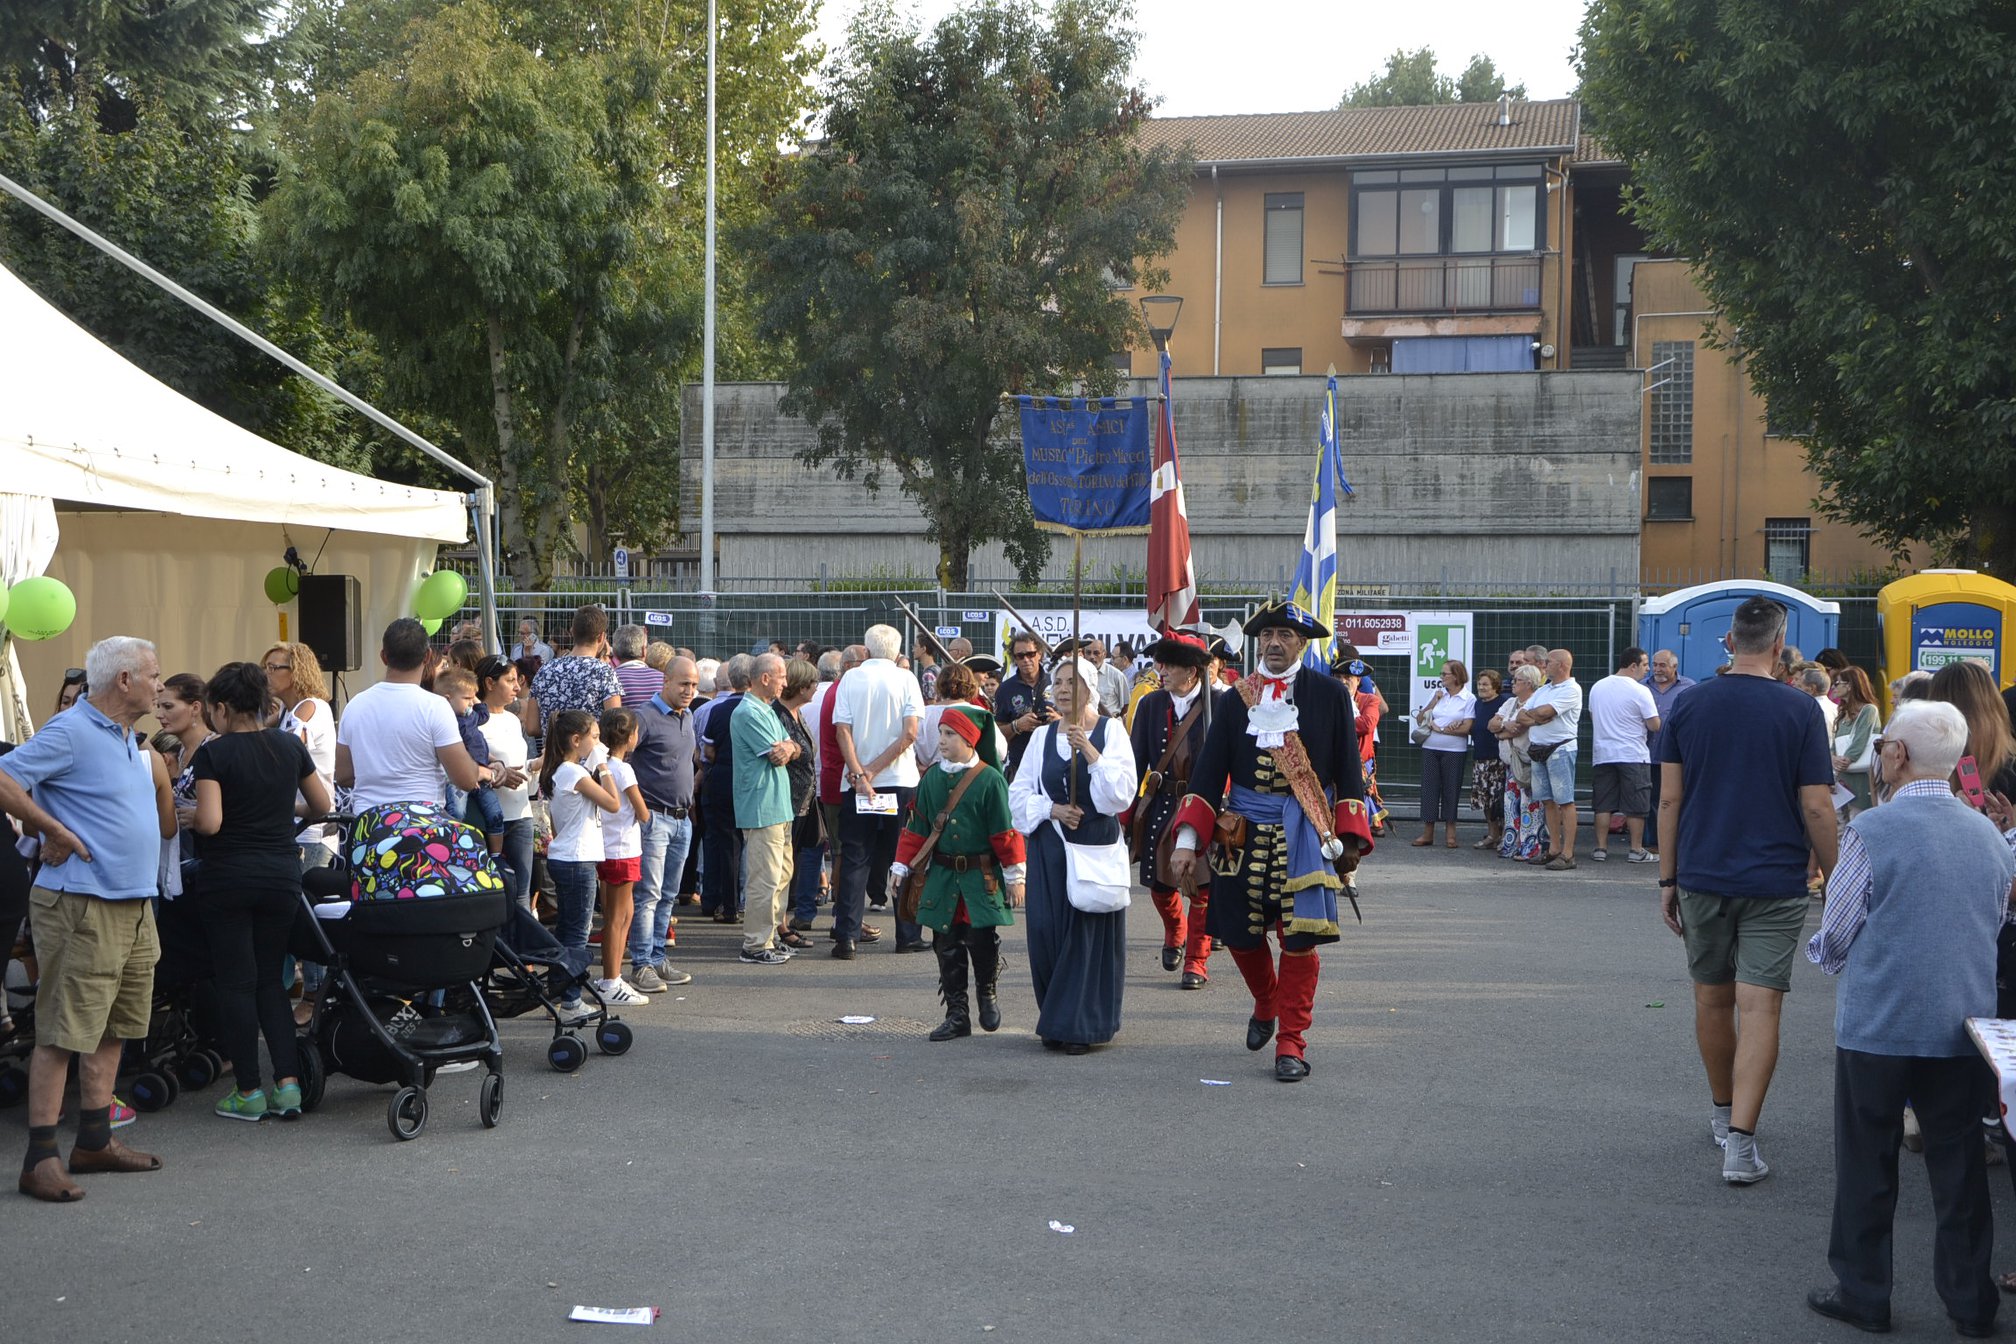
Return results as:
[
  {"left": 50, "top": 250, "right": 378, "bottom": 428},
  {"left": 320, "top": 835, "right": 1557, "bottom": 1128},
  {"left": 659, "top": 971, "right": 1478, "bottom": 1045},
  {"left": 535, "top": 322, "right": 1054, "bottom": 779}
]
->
[{"left": 1638, "top": 580, "right": 1841, "bottom": 685}]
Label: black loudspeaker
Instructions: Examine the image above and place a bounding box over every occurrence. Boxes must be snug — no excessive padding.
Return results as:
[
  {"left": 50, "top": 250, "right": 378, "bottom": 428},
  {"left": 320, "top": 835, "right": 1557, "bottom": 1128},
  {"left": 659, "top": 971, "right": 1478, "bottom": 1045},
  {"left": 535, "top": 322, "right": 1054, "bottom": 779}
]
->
[{"left": 298, "top": 574, "right": 362, "bottom": 673}]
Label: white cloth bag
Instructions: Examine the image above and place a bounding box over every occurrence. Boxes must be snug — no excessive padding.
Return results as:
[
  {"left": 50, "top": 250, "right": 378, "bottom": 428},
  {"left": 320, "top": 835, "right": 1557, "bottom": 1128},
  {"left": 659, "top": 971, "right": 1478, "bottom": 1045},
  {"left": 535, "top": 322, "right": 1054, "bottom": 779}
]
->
[{"left": 1062, "top": 832, "right": 1132, "bottom": 913}]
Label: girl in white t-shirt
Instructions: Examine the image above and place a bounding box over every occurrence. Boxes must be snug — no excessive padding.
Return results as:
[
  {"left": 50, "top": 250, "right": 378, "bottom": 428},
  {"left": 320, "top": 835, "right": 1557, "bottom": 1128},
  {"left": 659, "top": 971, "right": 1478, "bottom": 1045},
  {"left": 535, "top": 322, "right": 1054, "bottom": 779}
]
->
[
  {"left": 594, "top": 708, "right": 649, "bottom": 1006},
  {"left": 538, "top": 710, "right": 620, "bottom": 1016}
]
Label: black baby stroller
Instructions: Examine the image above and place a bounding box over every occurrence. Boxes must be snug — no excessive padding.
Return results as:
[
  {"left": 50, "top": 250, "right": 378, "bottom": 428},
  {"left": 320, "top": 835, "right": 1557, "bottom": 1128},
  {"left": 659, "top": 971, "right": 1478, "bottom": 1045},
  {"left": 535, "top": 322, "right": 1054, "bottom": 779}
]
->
[
  {"left": 459, "top": 903, "right": 633, "bottom": 1072},
  {"left": 293, "top": 805, "right": 509, "bottom": 1140}
]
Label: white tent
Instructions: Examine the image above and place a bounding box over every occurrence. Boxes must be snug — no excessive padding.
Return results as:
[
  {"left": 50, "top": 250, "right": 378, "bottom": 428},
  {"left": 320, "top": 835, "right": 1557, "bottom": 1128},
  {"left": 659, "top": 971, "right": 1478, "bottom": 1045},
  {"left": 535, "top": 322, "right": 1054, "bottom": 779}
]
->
[{"left": 0, "top": 262, "right": 470, "bottom": 738}]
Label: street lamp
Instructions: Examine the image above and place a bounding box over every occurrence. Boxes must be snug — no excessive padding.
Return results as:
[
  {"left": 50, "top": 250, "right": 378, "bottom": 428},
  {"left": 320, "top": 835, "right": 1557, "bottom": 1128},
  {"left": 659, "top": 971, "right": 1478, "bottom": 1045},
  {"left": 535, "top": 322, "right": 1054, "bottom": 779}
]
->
[{"left": 1139, "top": 294, "right": 1184, "bottom": 353}]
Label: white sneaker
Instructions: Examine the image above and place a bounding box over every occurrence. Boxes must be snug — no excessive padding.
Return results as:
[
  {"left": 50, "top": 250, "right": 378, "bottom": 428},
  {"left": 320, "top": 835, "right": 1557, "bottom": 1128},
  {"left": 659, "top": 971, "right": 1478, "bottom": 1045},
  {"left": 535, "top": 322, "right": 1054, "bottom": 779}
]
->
[
  {"left": 557, "top": 998, "right": 596, "bottom": 1025},
  {"left": 1626, "top": 849, "right": 1654, "bottom": 864},
  {"left": 436, "top": 1059, "right": 480, "bottom": 1074},
  {"left": 1590, "top": 848, "right": 1608, "bottom": 862},
  {"left": 1722, "top": 1131, "right": 1769, "bottom": 1184},
  {"left": 1710, "top": 1103, "right": 1731, "bottom": 1150},
  {"left": 596, "top": 978, "right": 649, "bottom": 1006}
]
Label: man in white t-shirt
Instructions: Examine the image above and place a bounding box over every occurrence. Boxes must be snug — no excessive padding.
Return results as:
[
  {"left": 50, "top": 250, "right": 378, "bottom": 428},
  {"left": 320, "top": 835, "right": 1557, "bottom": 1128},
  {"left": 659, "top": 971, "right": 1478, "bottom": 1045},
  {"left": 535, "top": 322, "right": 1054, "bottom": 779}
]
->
[
  {"left": 830, "top": 623, "right": 925, "bottom": 958},
  {"left": 1588, "top": 646, "right": 1663, "bottom": 864},
  {"left": 1513, "top": 648, "right": 1585, "bottom": 870},
  {"left": 336, "top": 619, "right": 485, "bottom": 810}
]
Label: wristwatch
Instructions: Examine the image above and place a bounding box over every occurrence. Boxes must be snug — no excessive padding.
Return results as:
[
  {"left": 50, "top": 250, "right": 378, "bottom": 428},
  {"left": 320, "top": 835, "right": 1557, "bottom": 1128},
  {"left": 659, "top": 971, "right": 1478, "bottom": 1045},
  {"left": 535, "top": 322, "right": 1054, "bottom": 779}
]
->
[{"left": 1657, "top": 878, "right": 1677, "bottom": 889}]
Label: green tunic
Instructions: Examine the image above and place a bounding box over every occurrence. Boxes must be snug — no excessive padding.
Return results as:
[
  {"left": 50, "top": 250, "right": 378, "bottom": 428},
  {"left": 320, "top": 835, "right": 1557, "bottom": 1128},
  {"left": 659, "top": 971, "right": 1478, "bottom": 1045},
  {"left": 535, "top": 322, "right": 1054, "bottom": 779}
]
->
[{"left": 906, "top": 763, "right": 1018, "bottom": 932}]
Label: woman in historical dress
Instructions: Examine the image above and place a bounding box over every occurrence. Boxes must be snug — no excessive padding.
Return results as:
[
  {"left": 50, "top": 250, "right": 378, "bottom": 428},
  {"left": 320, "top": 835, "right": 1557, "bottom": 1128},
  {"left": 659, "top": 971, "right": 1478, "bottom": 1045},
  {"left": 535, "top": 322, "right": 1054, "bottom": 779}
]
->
[{"left": 1008, "top": 657, "right": 1137, "bottom": 1054}]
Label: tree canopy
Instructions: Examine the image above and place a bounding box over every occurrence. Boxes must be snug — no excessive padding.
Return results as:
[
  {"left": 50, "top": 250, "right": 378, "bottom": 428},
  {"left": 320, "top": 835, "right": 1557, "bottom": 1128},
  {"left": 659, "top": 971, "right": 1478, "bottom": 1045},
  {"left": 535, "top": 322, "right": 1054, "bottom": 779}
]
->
[
  {"left": 742, "top": 0, "right": 1190, "bottom": 590},
  {"left": 1339, "top": 47, "right": 1527, "bottom": 108},
  {"left": 267, "top": 0, "right": 814, "bottom": 585},
  {"left": 1579, "top": 0, "right": 2016, "bottom": 570}
]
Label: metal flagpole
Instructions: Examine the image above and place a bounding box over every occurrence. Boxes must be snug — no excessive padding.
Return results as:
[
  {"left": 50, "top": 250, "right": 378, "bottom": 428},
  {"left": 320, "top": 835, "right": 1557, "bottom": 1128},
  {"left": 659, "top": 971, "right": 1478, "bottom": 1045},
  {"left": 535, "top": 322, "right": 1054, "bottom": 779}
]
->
[{"left": 700, "top": 0, "right": 717, "bottom": 595}]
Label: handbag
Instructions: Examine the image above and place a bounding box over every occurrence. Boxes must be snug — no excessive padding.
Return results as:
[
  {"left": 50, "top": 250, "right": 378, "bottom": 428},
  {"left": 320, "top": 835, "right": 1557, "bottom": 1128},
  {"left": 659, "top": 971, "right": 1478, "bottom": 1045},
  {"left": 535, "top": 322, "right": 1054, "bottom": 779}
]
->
[
  {"left": 1130, "top": 699, "right": 1204, "bottom": 862},
  {"left": 1409, "top": 691, "right": 1443, "bottom": 746},
  {"left": 1836, "top": 709, "right": 1875, "bottom": 774},
  {"left": 1063, "top": 834, "right": 1132, "bottom": 913},
  {"left": 1527, "top": 740, "right": 1560, "bottom": 763},
  {"left": 895, "top": 767, "right": 982, "bottom": 923}
]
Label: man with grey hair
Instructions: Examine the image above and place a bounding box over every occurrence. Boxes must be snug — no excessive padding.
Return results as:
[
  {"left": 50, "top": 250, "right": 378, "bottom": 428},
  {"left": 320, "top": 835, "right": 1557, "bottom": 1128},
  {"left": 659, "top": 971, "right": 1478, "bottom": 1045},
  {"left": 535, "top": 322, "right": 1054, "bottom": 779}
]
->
[
  {"left": 1659, "top": 596, "right": 1838, "bottom": 1185},
  {"left": 696, "top": 654, "right": 756, "bottom": 922},
  {"left": 610, "top": 624, "right": 656, "bottom": 707},
  {"left": 1803, "top": 700, "right": 2011, "bottom": 1335},
  {"left": 733, "top": 653, "right": 800, "bottom": 963},
  {"left": 0, "top": 636, "right": 170, "bottom": 1201},
  {"left": 831, "top": 623, "right": 926, "bottom": 956}
]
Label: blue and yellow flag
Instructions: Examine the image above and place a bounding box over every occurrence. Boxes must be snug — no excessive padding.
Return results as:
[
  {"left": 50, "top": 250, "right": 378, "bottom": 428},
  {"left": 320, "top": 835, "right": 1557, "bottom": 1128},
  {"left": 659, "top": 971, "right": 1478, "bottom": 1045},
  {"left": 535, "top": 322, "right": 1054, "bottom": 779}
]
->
[{"left": 1291, "top": 374, "right": 1351, "bottom": 671}]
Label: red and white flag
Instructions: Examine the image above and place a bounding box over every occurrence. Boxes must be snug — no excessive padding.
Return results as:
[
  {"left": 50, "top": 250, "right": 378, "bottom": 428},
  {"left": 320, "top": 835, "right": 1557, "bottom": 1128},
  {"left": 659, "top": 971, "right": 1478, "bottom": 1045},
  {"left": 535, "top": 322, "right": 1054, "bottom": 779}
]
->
[{"left": 1147, "top": 347, "right": 1200, "bottom": 633}]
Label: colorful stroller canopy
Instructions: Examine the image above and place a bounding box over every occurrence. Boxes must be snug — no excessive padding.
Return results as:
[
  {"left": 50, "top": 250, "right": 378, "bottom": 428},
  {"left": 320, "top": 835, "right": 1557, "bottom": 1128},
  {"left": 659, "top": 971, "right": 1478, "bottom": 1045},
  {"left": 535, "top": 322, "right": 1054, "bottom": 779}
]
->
[{"left": 345, "top": 803, "right": 506, "bottom": 901}]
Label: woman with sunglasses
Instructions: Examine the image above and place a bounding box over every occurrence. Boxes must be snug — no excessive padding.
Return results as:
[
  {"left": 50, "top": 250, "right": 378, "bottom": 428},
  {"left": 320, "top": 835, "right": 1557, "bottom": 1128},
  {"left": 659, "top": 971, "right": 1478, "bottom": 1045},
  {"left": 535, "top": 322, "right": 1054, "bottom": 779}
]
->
[
  {"left": 261, "top": 643, "right": 338, "bottom": 1022},
  {"left": 52, "top": 668, "right": 86, "bottom": 716}
]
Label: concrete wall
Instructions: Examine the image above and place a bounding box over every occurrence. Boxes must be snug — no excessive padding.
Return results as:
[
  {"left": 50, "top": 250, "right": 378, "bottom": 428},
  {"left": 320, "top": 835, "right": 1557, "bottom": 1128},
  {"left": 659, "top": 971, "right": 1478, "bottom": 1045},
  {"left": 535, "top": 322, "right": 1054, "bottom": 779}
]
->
[{"left": 679, "top": 369, "right": 1642, "bottom": 591}]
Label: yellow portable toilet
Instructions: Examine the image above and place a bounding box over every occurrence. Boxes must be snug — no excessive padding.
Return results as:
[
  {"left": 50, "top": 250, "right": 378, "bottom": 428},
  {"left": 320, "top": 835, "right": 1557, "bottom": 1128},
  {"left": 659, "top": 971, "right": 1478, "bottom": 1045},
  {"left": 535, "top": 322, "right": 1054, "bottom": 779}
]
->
[{"left": 1877, "top": 569, "right": 2016, "bottom": 708}]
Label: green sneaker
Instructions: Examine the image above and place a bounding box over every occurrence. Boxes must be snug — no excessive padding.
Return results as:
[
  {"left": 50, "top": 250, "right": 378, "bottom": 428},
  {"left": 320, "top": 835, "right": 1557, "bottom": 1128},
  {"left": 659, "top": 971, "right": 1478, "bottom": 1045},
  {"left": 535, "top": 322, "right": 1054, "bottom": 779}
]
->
[
  {"left": 269, "top": 1082, "right": 303, "bottom": 1121},
  {"left": 215, "top": 1088, "right": 267, "bottom": 1122}
]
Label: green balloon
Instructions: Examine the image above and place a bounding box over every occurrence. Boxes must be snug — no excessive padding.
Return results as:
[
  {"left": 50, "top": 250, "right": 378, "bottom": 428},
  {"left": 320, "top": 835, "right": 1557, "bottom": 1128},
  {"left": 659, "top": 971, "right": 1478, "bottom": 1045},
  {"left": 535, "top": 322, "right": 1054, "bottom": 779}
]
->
[
  {"left": 414, "top": 570, "right": 469, "bottom": 620},
  {"left": 263, "top": 566, "right": 299, "bottom": 605},
  {"left": 8, "top": 576, "right": 76, "bottom": 641},
  {"left": 420, "top": 617, "right": 443, "bottom": 635}
]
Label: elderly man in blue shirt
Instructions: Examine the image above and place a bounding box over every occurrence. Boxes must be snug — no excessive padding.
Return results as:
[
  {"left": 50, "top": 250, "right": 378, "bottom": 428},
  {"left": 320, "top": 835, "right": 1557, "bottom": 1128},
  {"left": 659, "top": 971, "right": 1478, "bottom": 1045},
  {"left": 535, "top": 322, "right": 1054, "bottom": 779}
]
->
[
  {"left": 0, "top": 636, "right": 172, "bottom": 1203},
  {"left": 1804, "top": 700, "right": 2014, "bottom": 1337}
]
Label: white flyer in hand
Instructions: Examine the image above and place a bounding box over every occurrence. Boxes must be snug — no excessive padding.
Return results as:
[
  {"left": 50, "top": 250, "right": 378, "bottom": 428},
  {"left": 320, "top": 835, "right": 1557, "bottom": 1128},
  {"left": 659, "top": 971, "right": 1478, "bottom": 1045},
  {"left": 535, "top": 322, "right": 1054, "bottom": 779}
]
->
[
  {"left": 855, "top": 792, "right": 898, "bottom": 815},
  {"left": 569, "top": 1305, "right": 657, "bottom": 1326}
]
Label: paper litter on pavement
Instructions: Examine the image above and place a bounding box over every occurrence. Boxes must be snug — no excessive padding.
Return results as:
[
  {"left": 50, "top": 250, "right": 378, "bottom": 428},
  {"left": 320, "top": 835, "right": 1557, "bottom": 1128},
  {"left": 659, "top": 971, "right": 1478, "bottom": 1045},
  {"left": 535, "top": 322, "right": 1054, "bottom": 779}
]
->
[
  {"left": 569, "top": 1306, "right": 658, "bottom": 1326},
  {"left": 837, "top": 1015, "right": 877, "bottom": 1025},
  {"left": 1200, "top": 1079, "right": 1231, "bottom": 1086},
  {"left": 1048, "top": 1220, "right": 1075, "bottom": 1234}
]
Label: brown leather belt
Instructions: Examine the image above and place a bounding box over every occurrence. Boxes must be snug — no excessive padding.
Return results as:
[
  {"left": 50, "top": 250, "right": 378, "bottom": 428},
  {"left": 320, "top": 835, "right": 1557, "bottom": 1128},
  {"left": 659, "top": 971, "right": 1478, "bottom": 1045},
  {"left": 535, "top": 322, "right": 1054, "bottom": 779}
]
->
[{"left": 944, "top": 854, "right": 991, "bottom": 872}]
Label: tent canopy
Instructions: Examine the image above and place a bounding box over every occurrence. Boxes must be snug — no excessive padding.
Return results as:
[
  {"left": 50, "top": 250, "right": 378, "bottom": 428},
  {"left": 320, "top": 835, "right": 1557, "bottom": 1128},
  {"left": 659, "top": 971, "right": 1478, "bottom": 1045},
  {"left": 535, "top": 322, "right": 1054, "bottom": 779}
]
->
[
  {"left": 0, "top": 261, "right": 474, "bottom": 735},
  {"left": 0, "top": 262, "right": 467, "bottom": 543}
]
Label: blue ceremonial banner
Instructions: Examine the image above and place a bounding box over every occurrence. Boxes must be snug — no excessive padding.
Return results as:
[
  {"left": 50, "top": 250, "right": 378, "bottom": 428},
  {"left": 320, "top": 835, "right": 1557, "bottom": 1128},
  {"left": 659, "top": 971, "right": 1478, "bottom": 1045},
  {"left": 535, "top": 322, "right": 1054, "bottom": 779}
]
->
[{"left": 1016, "top": 396, "right": 1155, "bottom": 535}]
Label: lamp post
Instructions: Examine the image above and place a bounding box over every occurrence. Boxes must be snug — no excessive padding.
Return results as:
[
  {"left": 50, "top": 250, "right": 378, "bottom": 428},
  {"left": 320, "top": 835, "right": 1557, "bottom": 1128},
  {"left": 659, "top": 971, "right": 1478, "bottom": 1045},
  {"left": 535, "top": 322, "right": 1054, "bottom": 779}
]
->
[{"left": 1139, "top": 293, "right": 1184, "bottom": 354}]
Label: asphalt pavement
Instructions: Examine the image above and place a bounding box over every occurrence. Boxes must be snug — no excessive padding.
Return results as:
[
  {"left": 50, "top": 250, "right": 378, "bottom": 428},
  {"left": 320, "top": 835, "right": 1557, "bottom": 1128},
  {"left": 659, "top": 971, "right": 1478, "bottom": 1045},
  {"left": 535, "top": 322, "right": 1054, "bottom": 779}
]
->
[{"left": 4, "top": 835, "right": 2008, "bottom": 1344}]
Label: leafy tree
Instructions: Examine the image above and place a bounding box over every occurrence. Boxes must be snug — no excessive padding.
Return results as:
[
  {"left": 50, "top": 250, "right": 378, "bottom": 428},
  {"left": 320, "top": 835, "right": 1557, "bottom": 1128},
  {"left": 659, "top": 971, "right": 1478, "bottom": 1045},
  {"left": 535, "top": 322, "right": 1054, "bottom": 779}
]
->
[
  {"left": 1455, "top": 54, "right": 1527, "bottom": 104},
  {"left": 1579, "top": 0, "right": 2016, "bottom": 570},
  {"left": 1340, "top": 47, "right": 1525, "bottom": 108},
  {"left": 0, "top": 3, "right": 395, "bottom": 476},
  {"left": 742, "top": 0, "right": 1190, "bottom": 591},
  {"left": 268, "top": 0, "right": 813, "bottom": 580},
  {"left": 3, "top": 0, "right": 276, "bottom": 130}
]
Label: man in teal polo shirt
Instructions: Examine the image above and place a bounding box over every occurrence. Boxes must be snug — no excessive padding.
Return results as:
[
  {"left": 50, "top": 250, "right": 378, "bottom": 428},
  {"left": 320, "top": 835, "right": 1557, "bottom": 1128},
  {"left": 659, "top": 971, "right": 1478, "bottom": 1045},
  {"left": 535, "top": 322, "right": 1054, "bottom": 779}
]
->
[
  {"left": 733, "top": 653, "right": 799, "bottom": 965},
  {"left": 0, "top": 636, "right": 170, "bottom": 1202}
]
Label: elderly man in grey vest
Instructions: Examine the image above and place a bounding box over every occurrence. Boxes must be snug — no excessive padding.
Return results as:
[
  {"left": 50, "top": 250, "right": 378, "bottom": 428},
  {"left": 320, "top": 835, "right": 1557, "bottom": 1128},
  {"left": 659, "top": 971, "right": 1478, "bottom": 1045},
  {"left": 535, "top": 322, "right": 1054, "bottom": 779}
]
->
[{"left": 1804, "top": 700, "right": 2014, "bottom": 1337}]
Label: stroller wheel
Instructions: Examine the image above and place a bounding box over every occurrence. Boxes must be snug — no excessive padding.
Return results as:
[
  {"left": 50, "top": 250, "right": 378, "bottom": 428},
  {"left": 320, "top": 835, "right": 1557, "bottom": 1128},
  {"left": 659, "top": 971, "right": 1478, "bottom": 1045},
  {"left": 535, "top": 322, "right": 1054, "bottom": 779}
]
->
[
  {"left": 595, "top": 1020, "right": 634, "bottom": 1057},
  {"left": 386, "top": 1086, "right": 428, "bottom": 1141},
  {"left": 178, "top": 1051, "right": 218, "bottom": 1090},
  {"left": 547, "top": 1035, "right": 588, "bottom": 1073},
  {"left": 129, "top": 1071, "right": 173, "bottom": 1112},
  {"left": 479, "top": 1072, "right": 502, "bottom": 1129},
  {"left": 0, "top": 1065, "right": 27, "bottom": 1107},
  {"left": 296, "top": 1036, "right": 326, "bottom": 1113}
]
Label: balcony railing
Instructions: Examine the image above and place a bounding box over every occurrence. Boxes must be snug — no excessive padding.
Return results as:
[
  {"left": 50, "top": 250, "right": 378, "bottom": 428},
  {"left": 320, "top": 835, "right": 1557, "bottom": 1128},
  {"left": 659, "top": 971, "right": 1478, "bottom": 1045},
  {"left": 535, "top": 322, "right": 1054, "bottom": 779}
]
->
[{"left": 1346, "top": 255, "right": 1543, "bottom": 315}]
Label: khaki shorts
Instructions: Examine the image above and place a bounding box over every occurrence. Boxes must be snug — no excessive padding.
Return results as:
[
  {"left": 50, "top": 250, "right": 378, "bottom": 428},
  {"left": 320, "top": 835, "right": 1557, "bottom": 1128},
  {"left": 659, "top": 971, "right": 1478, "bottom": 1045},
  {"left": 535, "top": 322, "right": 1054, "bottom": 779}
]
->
[
  {"left": 30, "top": 887, "right": 160, "bottom": 1053},
  {"left": 1678, "top": 889, "right": 1808, "bottom": 992}
]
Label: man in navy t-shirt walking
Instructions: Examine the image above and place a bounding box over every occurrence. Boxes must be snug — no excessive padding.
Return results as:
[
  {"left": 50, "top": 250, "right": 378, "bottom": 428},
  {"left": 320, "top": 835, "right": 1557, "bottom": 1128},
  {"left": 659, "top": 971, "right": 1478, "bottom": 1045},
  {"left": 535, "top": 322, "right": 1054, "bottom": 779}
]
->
[{"left": 1658, "top": 596, "right": 1838, "bottom": 1185}]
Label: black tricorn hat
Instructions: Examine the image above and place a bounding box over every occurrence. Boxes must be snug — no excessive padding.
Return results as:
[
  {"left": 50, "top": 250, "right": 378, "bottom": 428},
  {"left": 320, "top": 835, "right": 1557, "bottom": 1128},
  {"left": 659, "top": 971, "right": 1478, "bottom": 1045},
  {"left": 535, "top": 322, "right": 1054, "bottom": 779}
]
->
[
  {"left": 1242, "top": 599, "right": 1330, "bottom": 640},
  {"left": 1141, "top": 630, "right": 1213, "bottom": 670},
  {"left": 961, "top": 654, "right": 1004, "bottom": 677}
]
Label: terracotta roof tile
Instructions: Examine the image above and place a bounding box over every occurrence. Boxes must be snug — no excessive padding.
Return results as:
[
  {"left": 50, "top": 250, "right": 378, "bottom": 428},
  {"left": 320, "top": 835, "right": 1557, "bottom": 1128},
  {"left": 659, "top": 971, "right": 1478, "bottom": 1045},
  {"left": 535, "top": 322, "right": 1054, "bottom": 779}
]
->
[{"left": 1140, "top": 98, "right": 1580, "bottom": 165}]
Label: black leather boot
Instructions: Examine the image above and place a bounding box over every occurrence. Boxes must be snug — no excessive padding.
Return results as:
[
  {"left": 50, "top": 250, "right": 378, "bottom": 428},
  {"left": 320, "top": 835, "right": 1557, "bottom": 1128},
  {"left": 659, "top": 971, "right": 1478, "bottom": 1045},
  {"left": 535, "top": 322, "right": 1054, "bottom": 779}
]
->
[
  {"left": 929, "top": 929, "right": 971, "bottom": 1041},
  {"left": 968, "top": 927, "right": 1002, "bottom": 1032}
]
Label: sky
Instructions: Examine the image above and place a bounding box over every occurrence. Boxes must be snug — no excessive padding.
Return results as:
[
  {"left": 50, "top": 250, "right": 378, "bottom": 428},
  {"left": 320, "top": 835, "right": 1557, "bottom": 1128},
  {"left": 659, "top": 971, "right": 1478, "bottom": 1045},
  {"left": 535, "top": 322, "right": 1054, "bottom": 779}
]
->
[{"left": 810, "top": 0, "right": 1590, "bottom": 118}]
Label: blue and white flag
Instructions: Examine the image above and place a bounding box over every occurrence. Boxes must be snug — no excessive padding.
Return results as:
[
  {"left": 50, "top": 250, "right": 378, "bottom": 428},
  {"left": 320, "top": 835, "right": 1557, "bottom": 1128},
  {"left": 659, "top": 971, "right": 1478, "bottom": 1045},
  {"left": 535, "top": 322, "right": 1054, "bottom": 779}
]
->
[{"left": 1291, "top": 374, "right": 1351, "bottom": 671}]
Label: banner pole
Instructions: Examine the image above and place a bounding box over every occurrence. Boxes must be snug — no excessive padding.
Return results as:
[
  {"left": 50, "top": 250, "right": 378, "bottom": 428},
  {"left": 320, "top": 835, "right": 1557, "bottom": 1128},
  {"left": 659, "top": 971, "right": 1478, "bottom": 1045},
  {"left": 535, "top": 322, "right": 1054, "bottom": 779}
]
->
[{"left": 1070, "top": 530, "right": 1084, "bottom": 806}]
